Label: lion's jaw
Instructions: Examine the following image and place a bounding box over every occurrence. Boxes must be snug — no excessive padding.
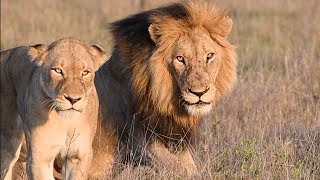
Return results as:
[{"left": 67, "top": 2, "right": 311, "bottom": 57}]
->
[{"left": 170, "top": 28, "right": 221, "bottom": 116}]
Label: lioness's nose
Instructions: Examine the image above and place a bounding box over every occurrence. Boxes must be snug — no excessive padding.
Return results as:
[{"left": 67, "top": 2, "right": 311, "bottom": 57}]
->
[
  {"left": 188, "top": 87, "right": 210, "bottom": 97},
  {"left": 64, "top": 95, "right": 82, "bottom": 105}
]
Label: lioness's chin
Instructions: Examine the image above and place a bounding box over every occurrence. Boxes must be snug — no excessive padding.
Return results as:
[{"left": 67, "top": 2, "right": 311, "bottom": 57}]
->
[
  {"left": 185, "top": 104, "right": 212, "bottom": 116},
  {"left": 57, "top": 109, "right": 82, "bottom": 119}
]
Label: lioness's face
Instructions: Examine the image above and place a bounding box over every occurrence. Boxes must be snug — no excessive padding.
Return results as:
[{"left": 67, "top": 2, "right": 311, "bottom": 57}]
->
[
  {"left": 41, "top": 52, "right": 94, "bottom": 112},
  {"left": 170, "top": 29, "right": 221, "bottom": 116},
  {"left": 33, "top": 40, "right": 106, "bottom": 113}
]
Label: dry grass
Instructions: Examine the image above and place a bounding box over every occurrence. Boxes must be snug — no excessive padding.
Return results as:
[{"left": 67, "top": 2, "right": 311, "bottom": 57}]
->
[{"left": 1, "top": 0, "right": 320, "bottom": 179}]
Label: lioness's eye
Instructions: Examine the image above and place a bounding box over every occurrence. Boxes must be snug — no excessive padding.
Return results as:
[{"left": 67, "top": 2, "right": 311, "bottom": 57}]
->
[
  {"left": 207, "top": 53, "right": 216, "bottom": 63},
  {"left": 176, "top": 56, "right": 185, "bottom": 64},
  {"left": 51, "top": 68, "right": 63, "bottom": 75},
  {"left": 82, "top": 70, "right": 90, "bottom": 76}
]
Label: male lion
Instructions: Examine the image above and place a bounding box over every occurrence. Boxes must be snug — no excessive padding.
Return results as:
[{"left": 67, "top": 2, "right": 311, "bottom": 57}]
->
[
  {"left": 0, "top": 38, "right": 107, "bottom": 180},
  {"left": 90, "top": 0, "right": 237, "bottom": 177}
]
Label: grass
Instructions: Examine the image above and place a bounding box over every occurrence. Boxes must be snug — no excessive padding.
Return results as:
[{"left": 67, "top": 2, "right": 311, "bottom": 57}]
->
[{"left": 1, "top": 0, "right": 320, "bottom": 179}]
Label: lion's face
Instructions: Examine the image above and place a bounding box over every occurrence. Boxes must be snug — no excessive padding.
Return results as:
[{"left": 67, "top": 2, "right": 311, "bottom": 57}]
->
[
  {"left": 30, "top": 39, "right": 107, "bottom": 114},
  {"left": 169, "top": 28, "right": 220, "bottom": 116},
  {"left": 146, "top": 10, "right": 236, "bottom": 118}
]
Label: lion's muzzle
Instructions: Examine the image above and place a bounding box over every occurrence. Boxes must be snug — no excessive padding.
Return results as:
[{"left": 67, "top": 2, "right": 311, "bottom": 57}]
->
[
  {"left": 188, "top": 87, "right": 210, "bottom": 98},
  {"left": 181, "top": 86, "right": 215, "bottom": 116}
]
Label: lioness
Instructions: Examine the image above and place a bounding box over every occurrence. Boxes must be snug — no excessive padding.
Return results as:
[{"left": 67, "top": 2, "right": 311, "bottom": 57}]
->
[
  {"left": 0, "top": 38, "right": 107, "bottom": 180},
  {"left": 90, "top": 0, "right": 237, "bottom": 178}
]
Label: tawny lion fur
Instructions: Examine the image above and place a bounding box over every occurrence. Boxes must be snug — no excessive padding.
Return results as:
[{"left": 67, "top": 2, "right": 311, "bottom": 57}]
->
[
  {"left": 0, "top": 38, "right": 107, "bottom": 180},
  {"left": 90, "top": 0, "right": 237, "bottom": 177}
]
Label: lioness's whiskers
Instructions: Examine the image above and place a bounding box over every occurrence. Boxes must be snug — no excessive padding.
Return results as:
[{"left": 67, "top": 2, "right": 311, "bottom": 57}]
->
[
  {"left": 48, "top": 102, "right": 57, "bottom": 112},
  {"left": 42, "top": 99, "right": 53, "bottom": 107}
]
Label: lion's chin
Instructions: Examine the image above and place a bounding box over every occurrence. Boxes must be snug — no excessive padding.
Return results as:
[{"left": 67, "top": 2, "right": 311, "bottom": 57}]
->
[{"left": 185, "top": 104, "right": 212, "bottom": 117}]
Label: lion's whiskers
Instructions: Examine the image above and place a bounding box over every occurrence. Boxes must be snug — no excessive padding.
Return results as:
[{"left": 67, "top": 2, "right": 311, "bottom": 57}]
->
[{"left": 178, "top": 95, "right": 186, "bottom": 107}]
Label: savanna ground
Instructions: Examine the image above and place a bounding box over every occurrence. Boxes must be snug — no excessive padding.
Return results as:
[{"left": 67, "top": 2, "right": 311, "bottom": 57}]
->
[{"left": 1, "top": 0, "right": 319, "bottom": 179}]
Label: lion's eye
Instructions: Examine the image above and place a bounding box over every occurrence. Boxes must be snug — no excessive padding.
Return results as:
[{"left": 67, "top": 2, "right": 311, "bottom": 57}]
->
[
  {"left": 206, "top": 53, "right": 216, "bottom": 63},
  {"left": 82, "top": 70, "right": 90, "bottom": 77},
  {"left": 51, "top": 68, "right": 63, "bottom": 75},
  {"left": 176, "top": 56, "right": 185, "bottom": 64}
]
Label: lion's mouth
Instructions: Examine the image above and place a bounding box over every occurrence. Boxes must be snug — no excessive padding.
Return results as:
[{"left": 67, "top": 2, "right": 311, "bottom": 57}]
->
[
  {"left": 183, "top": 100, "right": 213, "bottom": 116},
  {"left": 184, "top": 100, "right": 211, "bottom": 106},
  {"left": 183, "top": 100, "right": 211, "bottom": 106}
]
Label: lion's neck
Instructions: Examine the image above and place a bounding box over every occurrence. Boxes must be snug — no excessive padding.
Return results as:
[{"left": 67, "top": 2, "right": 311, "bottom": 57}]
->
[{"left": 140, "top": 112, "right": 201, "bottom": 148}]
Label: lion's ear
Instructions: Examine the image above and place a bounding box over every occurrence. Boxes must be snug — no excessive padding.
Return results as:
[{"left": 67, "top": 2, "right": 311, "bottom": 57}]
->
[
  {"left": 89, "top": 44, "right": 108, "bottom": 71},
  {"left": 29, "top": 43, "right": 48, "bottom": 66},
  {"left": 148, "top": 23, "right": 161, "bottom": 43},
  {"left": 217, "top": 16, "right": 233, "bottom": 38}
]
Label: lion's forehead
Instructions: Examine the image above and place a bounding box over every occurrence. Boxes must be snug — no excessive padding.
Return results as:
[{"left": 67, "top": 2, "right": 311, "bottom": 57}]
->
[{"left": 175, "top": 30, "right": 216, "bottom": 57}]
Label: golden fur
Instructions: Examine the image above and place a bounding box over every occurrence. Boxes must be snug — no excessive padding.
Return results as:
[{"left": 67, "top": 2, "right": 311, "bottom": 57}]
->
[
  {"left": 90, "top": 0, "right": 237, "bottom": 177},
  {"left": 0, "top": 38, "right": 107, "bottom": 180}
]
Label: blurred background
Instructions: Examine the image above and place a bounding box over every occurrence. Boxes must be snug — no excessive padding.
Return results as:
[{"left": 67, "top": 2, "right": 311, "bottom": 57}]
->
[
  {"left": 1, "top": 0, "right": 176, "bottom": 51},
  {"left": 1, "top": 0, "right": 319, "bottom": 179}
]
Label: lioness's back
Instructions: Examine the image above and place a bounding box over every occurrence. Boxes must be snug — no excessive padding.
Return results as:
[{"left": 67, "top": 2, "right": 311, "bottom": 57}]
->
[{"left": 0, "top": 46, "right": 39, "bottom": 95}]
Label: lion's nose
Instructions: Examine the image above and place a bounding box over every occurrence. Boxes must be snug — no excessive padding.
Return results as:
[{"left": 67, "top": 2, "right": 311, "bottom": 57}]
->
[
  {"left": 188, "top": 87, "right": 210, "bottom": 97},
  {"left": 64, "top": 95, "right": 82, "bottom": 105}
]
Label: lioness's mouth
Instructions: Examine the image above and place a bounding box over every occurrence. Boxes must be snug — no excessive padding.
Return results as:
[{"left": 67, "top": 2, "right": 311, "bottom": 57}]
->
[
  {"left": 58, "top": 107, "right": 82, "bottom": 112},
  {"left": 67, "top": 108, "right": 82, "bottom": 112}
]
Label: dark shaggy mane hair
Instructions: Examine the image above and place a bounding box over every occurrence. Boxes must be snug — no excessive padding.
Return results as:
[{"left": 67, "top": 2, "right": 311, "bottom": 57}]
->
[{"left": 110, "top": 2, "right": 188, "bottom": 50}]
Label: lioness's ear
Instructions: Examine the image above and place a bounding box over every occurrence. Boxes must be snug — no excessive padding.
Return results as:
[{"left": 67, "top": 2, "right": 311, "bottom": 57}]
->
[
  {"left": 148, "top": 23, "right": 161, "bottom": 43},
  {"left": 217, "top": 16, "right": 233, "bottom": 38},
  {"left": 89, "top": 44, "right": 107, "bottom": 71},
  {"left": 29, "top": 43, "right": 48, "bottom": 66}
]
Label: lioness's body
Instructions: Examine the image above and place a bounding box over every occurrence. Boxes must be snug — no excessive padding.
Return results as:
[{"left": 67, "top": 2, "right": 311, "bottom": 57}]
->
[
  {"left": 90, "top": 1, "right": 237, "bottom": 178},
  {"left": 0, "top": 38, "right": 107, "bottom": 180}
]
